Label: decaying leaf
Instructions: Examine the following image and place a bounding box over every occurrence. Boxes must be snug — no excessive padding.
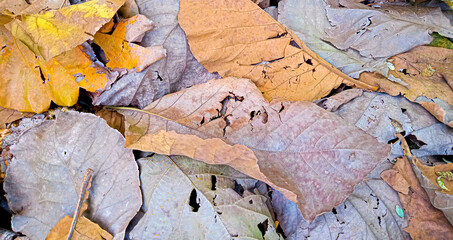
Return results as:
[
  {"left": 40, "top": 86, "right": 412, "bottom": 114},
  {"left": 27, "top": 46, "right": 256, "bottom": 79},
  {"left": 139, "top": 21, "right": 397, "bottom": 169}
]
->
[
  {"left": 93, "top": 15, "right": 166, "bottom": 72},
  {"left": 0, "top": 107, "right": 33, "bottom": 128},
  {"left": 358, "top": 46, "right": 453, "bottom": 126},
  {"left": 47, "top": 216, "right": 113, "bottom": 240},
  {"left": 413, "top": 160, "right": 453, "bottom": 226},
  {"left": 278, "top": 0, "right": 389, "bottom": 78},
  {"left": 272, "top": 182, "right": 409, "bottom": 239},
  {"left": 129, "top": 155, "right": 282, "bottom": 239},
  {"left": 0, "top": 0, "right": 66, "bottom": 15},
  {"left": 118, "top": 77, "right": 390, "bottom": 221},
  {"left": 381, "top": 155, "right": 453, "bottom": 239},
  {"left": 92, "top": 0, "right": 220, "bottom": 108},
  {"left": 4, "top": 111, "right": 141, "bottom": 240},
  {"left": 317, "top": 89, "right": 363, "bottom": 112},
  {"left": 95, "top": 108, "right": 125, "bottom": 135},
  {"left": 6, "top": 0, "right": 126, "bottom": 60},
  {"left": 0, "top": 26, "right": 117, "bottom": 112},
  {"left": 178, "top": 0, "right": 375, "bottom": 102},
  {"left": 325, "top": 0, "right": 453, "bottom": 59},
  {"left": 414, "top": 159, "right": 453, "bottom": 195},
  {"left": 331, "top": 91, "right": 447, "bottom": 159}
]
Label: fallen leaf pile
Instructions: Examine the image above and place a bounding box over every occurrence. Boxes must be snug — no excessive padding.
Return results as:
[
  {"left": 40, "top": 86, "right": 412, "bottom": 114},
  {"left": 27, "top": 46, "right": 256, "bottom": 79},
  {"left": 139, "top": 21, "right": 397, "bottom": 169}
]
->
[{"left": 0, "top": 0, "right": 452, "bottom": 239}]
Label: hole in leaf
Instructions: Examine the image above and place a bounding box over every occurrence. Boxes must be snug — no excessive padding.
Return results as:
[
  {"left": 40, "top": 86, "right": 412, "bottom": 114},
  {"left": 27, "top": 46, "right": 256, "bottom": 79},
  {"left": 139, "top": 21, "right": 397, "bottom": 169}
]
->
[
  {"left": 189, "top": 189, "right": 200, "bottom": 212},
  {"left": 387, "top": 138, "right": 398, "bottom": 144},
  {"left": 289, "top": 40, "right": 301, "bottom": 49},
  {"left": 234, "top": 181, "right": 245, "bottom": 196},
  {"left": 257, "top": 219, "right": 269, "bottom": 237},
  {"left": 332, "top": 207, "right": 338, "bottom": 215},
  {"left": 211, "top": 175, "right": 217, "bottom": 190},
  {"left": 249, "top": 200, "right": 253, "bottom": 204},
  {"left": 305, "top": 58, "right": 313, "bottom": 65},
  {"left": 200, "top": 116, "right": 205, "bottom": 125},
  {"left": 250, "top": 111, "right": 256, "bottom": 120},
  {"left": 401, "top": 108, "right": 407, "bottom": 113}
]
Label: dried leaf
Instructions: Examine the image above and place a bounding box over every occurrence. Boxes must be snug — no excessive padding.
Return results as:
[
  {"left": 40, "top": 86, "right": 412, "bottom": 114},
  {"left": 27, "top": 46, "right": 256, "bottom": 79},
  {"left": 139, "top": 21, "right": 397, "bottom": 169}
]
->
[
  {"left": 325, "top": 1, "right": 453, "bottom": 59},
  {"left": 414, "top": 159, "right": 453, "bottom": 195},
  {"left": 6, "top": 0, "right": 125, "bottom": 60},
  {"left": 92, "top": 0, "right": 220, "bottom": 108},
  {"left": 272, "top": 161, "right": 409, "bottom": 240},
  {"left": 178, "top": 0, "right": 374, "bottom": 102},
  {"left": 118, "top": 0, "right": 139, "bottom": 18},
  {"left": 93, "top": 15, "right": 166, "bottom": 72},
  {"left": 129, "top": 155, "right": 282, "bottom": 239},
  {"left": 4, "top": 111, "right": 141, "bottom": 239},
  {"left": 0, "top": 107, "right": 33, "bottom": 128},
  {"left": 0, "top": 0, "right": 66, "bottom": 15},
  {"left": 95, "top": 108, "right": 125, "bottom": 135},
  {"left": 0, "top": 27, "right": 116, "bottom": 112},
  {"left": 358, "top": 46, "right": 453, "bottom": 126},
  {"left": 118, "top": 77, "right": 390, "bottom": 221},
  {"left": 317, "top": 89, "right": 363, "bottom": 112},
  {"left": 278, "top": 0, "right": 389, "bottom": 78},
  {"left": 413, "top": 160, "right": 453, "bottom": 226},
  {"left": 46, "top": 216, "right": 112, "bottom": 240},
  {"left": 381, "top": 156, "right": 453, "bottom": 239}
]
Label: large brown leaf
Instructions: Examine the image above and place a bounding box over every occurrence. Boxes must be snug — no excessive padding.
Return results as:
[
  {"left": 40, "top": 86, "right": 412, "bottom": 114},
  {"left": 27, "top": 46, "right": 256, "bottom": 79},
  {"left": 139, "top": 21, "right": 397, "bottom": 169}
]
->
[
  {"left": 118, "top": 77, "right": 390, "bottom": 221},
  {"left": 4, "top": 111, "right": 141, "bottom": 240},
  {"left": 178, "top": 0, "right": 375, "bottom": 102}
]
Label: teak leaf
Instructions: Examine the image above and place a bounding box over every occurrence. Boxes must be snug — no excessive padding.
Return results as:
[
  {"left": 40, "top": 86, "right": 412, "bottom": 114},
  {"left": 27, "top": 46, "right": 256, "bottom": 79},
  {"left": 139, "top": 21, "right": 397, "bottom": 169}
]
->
[
  {"left": 118, "top": 78, "right": 390, "bottom": 221},
  {"left": 4, "top": 111, "right": 141, "bottom": 239},
  {"left": 178, "top": 0, "right": 375, "bottom": 101},
  {"left": 130, "top": 155, "right": 282, "bottom": 239},
  {"left": 6, "top": 0, "right": 126, "bottom": 60}
]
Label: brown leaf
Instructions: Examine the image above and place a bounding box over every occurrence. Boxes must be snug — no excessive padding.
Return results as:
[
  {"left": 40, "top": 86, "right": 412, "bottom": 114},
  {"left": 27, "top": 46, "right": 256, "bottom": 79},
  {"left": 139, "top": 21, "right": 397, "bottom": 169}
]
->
[
  {"left": 4, "top": 111, "right": 141, "bottom": 239},
  {"left": 381, "top": 156, "right": 453, "bottom": 239},
  {"left": 118, "top": 77, "right": 390, "bottom": 221},
  {"left": 178, "top": 0, "right": 375, "bottom": 102},
  {"left": 46, "top": 216, "right": 112, "bottom": 240},
  {"left": 414, "top": 158, "right": 453, "bottom": 195},
  {"left": 0, "top": 0, "right": 66, "bottom": 15},
  {"left": 0, "top": 107, "right": 33, "bottom": 128},
  {"left": 358, "top": 46, "right": 453, "bottom": 126},
  {"left": 6, "top": 0, "right": 125, "bottom": 60},
  {"left": 95, "top": 108, "right": 125, "bottom": 135}
]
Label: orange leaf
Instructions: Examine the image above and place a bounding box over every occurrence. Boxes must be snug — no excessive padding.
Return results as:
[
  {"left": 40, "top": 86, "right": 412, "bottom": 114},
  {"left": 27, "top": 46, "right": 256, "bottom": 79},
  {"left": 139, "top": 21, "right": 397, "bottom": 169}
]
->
[
  {"left": 178, "top": 0, "right": 375, "bottom": 101},
  {"left": 46, "top": 215, "right": 113, "bottom": 240},
  {"left": 94, "top": 15, "right": 166, "bottom": 72}
]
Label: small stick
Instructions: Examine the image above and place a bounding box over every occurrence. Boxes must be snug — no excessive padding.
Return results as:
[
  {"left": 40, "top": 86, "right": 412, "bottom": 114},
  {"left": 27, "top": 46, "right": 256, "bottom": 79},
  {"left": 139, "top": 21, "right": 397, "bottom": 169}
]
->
[
  {"left": 60, "top": 0, "right": 67, "bottom": 8},
  {"left": 67, "top": 168, "right": 94, "bottom": 240}
]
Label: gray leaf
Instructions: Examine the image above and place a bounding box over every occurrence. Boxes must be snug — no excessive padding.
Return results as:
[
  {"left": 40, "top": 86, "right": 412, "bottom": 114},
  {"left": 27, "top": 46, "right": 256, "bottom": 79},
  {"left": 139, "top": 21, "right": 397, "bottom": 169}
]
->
[
  {"left": 129, "top": 155, "right": 282, "bottom": 240},
  {"left": 4, "top": 111, "right": 142, "bottom": 240}
]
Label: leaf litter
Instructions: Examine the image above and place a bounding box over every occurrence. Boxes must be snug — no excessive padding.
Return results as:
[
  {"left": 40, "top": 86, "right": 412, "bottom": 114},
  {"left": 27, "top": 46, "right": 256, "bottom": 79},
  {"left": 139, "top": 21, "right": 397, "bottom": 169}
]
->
[{"left": 0, "top": 0, "right": 452, "bottom": 239}]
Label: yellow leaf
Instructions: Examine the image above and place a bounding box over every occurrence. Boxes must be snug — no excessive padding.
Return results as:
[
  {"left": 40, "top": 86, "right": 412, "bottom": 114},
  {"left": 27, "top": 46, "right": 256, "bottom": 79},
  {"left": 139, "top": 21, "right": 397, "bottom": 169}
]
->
[
  {"left": 7, "top": 0, "right": 125, "bottom": 60},
  {"left": 46, "top": 215, "right": 113, "bottom": 240},
  {"left": 178, "top": 0, "right": 375, "bottom": 101},
  {"left": 0, "top": 27, "right": 111, "bottom": 112},
  {"left": 94, "top": 15, "right": 166, "bottom": 72}
]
